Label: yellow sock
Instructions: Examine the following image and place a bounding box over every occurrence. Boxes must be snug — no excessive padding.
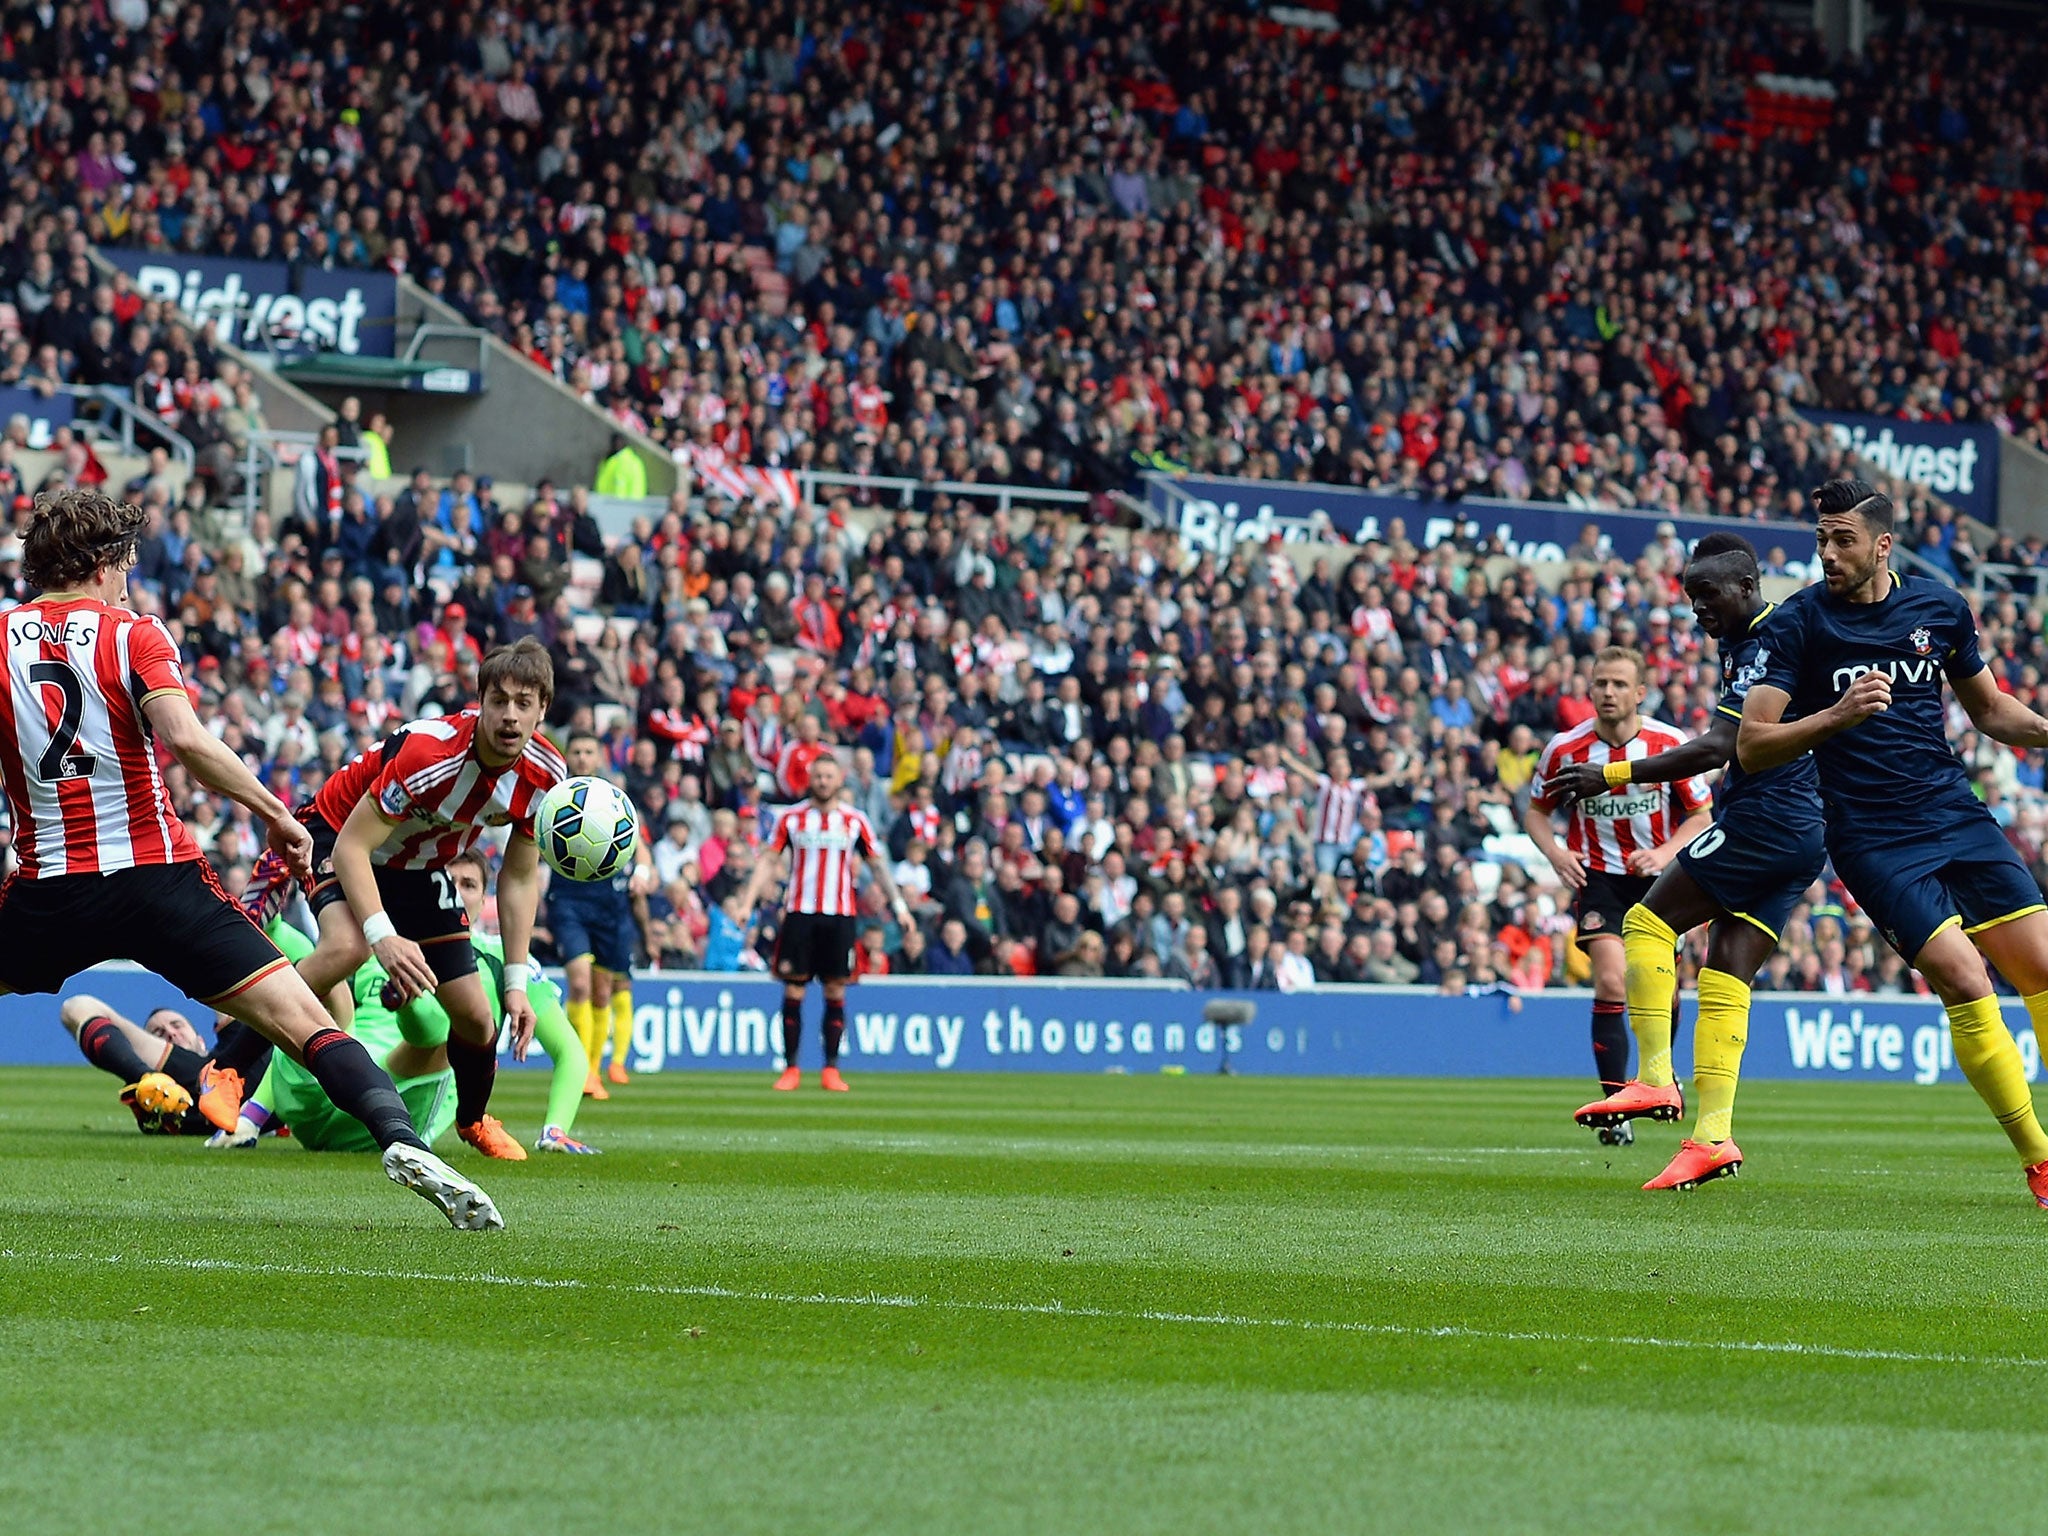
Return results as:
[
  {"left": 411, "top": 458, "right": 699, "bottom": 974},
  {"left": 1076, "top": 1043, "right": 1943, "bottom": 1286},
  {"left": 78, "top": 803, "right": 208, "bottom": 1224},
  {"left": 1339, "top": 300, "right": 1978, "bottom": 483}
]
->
[
  {"left": 1622, "top": 905, "right": 1678, "bottom": 1087},
  {"left": 1692, "top": 968, "right": 1750, "bottom": 1144},
  {"left": 1953, "top": 994, "right": 2048, "bottom": 1166},
  {"left": 567, "top": 998, "right": 598, "bottom": 1072},
  {"left": 611, "top": 988, "right": 635, "bottom": 1063}
]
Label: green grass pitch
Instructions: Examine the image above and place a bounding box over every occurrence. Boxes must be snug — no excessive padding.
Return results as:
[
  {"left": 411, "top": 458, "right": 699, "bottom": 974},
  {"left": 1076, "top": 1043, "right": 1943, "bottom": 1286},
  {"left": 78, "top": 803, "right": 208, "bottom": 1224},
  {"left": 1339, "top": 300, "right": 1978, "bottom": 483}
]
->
[{"left": 5, "top": 1065, "right": 2048, "bottom": 1534}]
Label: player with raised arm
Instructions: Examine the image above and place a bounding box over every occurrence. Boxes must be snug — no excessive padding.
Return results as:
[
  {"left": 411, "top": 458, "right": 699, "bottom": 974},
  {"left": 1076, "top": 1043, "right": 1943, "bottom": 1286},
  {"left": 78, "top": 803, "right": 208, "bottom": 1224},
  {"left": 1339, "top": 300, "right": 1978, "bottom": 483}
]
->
[
  {"left": 551, "top": 730, "right": 653, "bottom": 1101},
  {"left": 1549, "top": 534, "right": 1826, "bottom": 1189},
  {"left": 1741, "top": 478, "right": 2048, "bottom": 1206},
  {"left": 0, "top": 489, "right": 497, "bottom": 1227},
  {"left": 1525, "top": 647, "right": 1716, "bottom": 1144},
  {"left": 255, "top": 636, "right": 566, "bottom": 1162},
  {"left": 735, "top": 752, "right": 915, "bottom": 1092}
]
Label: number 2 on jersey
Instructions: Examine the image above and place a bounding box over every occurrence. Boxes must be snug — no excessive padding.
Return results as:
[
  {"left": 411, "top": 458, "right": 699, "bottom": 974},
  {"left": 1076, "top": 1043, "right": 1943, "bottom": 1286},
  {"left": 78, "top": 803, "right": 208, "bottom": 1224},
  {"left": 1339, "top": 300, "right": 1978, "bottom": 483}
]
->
[{"left": 29, "top": 660, "right": 96, "bottom": 781}]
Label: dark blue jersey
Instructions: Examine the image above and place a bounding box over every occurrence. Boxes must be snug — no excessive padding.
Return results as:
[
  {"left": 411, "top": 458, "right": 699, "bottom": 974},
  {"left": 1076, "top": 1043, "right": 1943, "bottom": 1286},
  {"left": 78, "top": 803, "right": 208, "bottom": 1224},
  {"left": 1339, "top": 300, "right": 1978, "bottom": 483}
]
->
[
  {"left": 1713, "top": 600, "right": 1822, "bottom": 829},
  {"left": 1755, "top": 573, "right": 1985, "bottom": 833}
]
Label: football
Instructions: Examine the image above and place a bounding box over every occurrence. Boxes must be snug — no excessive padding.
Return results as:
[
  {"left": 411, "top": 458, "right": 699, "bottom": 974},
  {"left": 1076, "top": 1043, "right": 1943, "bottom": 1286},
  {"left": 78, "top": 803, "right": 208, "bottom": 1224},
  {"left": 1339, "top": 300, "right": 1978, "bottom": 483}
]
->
[{"left": 532, "top": 775, "right": 640, "bottom": 883}]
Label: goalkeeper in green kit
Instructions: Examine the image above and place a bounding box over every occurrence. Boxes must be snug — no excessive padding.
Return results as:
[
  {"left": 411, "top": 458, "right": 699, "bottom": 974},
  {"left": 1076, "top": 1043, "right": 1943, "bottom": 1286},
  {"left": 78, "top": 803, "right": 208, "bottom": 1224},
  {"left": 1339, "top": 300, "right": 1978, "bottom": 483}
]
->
[{"left": 213, "top": 850, "right": 599, "bottom": 1154}]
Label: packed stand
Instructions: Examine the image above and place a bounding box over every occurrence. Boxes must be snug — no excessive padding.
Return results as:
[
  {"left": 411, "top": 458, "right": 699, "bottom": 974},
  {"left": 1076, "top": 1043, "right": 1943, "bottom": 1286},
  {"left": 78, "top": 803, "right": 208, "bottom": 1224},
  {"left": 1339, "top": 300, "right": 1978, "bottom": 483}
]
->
[
  {"left": 1, "top": 0, "right": 2038, "bottom": 524},
  {"left": 0, "top": 0, "right": 2040, "bottom": 992}
]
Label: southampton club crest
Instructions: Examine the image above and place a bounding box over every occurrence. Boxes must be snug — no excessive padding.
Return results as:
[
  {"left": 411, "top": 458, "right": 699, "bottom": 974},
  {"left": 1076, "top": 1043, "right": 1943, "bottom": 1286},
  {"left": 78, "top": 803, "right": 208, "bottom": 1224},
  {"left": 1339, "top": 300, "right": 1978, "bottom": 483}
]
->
[{"left": 1910, "top": 626, "right": 1933, "bottom": 656}]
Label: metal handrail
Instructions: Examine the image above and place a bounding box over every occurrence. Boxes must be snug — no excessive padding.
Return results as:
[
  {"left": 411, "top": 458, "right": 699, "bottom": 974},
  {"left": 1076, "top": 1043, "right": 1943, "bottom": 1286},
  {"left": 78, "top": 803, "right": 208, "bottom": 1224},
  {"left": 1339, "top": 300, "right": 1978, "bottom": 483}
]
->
[
  {"left": 794, "top": 468, "right": 1091, "bottom": 516},
  {"left": 53, "top": 384, "right": 196, "bottom": 473},
  {"left": 238, "top": 429, "right": 369, "bottom": 525},
  {"left": 1971, "top": 563, "right": 2048, "bottom": 601}
]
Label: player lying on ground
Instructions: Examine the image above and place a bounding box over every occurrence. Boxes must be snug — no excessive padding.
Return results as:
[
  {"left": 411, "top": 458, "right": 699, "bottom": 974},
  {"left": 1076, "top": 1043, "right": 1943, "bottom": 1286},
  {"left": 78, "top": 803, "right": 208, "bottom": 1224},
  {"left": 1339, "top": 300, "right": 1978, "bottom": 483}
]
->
[
  {"left": 1742, "top": 477, "right": 2048, "bottom": 1207},
  {"left": 554, "top": 730, "right": 653, "bottom": 1102},
  {"left": 214, "top": 637, "right": 567, "bottom": 1163},
  {"left": 735, "top": 752, "right": 915, "bottom": 1092},
  {"left": 1526, "top": 647, "right": 1716, "bottom": 1144},
  {"left": 1550, "top": 533, "right": 1827, "bottom": 1190},
  {"left": 227, "top": 852, "right": 596, "bottom": 1154},
  {"left": 0, "top": 489, "right": 497, "bottom": 1228},
  {"left": 65, "top": 854, "right": 596, "bottom": 1154}
]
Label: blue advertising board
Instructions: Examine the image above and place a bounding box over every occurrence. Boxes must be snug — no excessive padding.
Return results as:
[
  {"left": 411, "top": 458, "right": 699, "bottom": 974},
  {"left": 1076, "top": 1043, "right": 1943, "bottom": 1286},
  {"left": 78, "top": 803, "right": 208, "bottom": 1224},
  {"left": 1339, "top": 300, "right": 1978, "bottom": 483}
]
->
[
  {"left": 0, "top": 385, "right": 75, "bottom": 448},
  {"left": 97, "top": 250, "right": 398, "bottom": 358},
  {"left": 1802, "top": 409, "right": 1999, "bottom": 524},
  {"left": 1149, "top": 473, "right": 1820, "bottom": 576},
  {"left": 0, "top": 969, "right": 2028, "bottom": 1092}
]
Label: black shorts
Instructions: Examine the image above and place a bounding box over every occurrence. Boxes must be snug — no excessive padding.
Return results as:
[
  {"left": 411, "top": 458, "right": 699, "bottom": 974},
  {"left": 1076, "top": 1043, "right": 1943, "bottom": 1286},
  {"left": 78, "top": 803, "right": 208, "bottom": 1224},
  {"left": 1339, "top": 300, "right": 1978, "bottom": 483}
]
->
[
  {"left": 773, "top": 912, "right": 858, "bottom": 982},
  {"left": 0, "top": 861, "right": 287, "bottom": 1002},
  {"left": 303, "top": 809, "right": 476, "bottom": 984},
  {"left": 1573, "top": 869, "right": 1655, "bottom": 950}
]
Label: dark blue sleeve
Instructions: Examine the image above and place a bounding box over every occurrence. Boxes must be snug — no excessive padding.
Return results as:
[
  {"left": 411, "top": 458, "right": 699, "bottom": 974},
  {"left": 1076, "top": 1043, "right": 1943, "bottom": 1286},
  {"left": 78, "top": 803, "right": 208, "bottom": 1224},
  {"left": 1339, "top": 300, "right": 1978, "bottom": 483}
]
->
[
  {"left": 1754, "top": 598, "right": 1808, "bottom": 702},
  {"left": 1944, "top": 591, "right": 1986, "bottom": 682}
]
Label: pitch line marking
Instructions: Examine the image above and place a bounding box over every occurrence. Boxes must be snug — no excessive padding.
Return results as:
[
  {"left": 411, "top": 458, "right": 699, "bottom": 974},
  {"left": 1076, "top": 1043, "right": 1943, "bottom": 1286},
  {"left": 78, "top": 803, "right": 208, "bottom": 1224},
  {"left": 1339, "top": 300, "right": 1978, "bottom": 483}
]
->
[{"left": 0, "top": 1247, "right": 2034, "bottom": 1370}]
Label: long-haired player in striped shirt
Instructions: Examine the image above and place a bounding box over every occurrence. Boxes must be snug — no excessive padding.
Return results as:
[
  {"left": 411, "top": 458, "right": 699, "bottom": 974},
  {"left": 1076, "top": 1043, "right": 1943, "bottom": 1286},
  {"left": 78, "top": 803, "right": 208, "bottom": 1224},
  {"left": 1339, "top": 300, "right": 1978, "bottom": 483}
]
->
[
  {"left": 0, "top": 490, "right": 499, "bottom": 1227},
  {"left": 1524, "top": 647, "right": 1714, "bottom": 1144},
  {"left": 258, "top": 637, "right": 567, "bottom": 1163},
  {"left": 734, "top": 752, "right": 915, "bottom": 1093}
]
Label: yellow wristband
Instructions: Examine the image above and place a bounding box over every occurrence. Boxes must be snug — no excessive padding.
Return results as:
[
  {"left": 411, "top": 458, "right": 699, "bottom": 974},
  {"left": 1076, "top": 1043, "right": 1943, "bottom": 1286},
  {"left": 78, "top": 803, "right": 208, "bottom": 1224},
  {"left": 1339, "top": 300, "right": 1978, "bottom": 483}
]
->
[{"left": 1602, "top": 760, "right": 1633, "bottom": 789}]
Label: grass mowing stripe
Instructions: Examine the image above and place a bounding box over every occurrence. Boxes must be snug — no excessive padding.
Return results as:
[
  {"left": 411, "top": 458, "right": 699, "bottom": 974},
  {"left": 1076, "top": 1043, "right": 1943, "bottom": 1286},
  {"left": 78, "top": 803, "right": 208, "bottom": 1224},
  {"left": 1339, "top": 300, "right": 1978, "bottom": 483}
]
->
[{"left": 5, "top": 1244, "right": 2039, "bottom": 1371}]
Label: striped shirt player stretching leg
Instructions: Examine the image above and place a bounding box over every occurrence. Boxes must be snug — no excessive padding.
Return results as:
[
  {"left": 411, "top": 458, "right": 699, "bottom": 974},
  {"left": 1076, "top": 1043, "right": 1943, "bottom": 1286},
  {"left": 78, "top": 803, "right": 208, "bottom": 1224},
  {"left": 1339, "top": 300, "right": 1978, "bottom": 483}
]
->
[
  {"left": 0, "top": 490, "right": 498, "bottom": 1227},
  {"left": 735, "top": 753, "right": 915, "bottom": 1092},
  {"left": 266, "top": 638, "right": 566, "bottom": 1161},
  {"left": 1525, "top": 647, "right": 1714, "bottom": 1145}
]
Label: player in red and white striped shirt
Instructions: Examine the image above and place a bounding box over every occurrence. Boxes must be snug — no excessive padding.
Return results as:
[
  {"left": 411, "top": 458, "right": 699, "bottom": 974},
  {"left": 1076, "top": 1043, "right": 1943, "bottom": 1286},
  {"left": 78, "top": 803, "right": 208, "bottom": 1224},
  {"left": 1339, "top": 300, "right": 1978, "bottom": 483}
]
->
[
  {"left": 736, "top": 753, "right": 915, "bottom": 1093},
  {"left": 1525, "top": 647, "right": 1715, "bottom": 1129},
  {"left": 287, "top": 637, "right": 567, "bottom": 1161},
  {"left": 1281, "top": 744, "right": 1377, "bottom": 874},
  {"left": 0, "top": 489, "right": 497, "bottom": 1227}
]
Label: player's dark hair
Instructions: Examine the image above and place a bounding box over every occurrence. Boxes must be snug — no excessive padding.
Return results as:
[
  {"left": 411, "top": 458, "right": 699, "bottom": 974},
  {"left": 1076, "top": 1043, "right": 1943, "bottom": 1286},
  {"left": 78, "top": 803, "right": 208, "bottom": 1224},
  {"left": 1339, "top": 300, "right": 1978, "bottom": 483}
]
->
[
  {"left": 566, "top": 728, "right": 603, "bottom": 750},
  {"left": 21, "top": 489, "right": 148, "bottom": 592},
  {"left": 447, "top": 848, "right": 490, "bottom": 882},
  {"left": 1593, "top": 645, "right": 1645, "bottom": 684},
  {"left": 1687, "top": 531, "right": 1759, "bottom": 574},
  {"left": 1811, "top": 477, "right": 1893, "bottom": 534},
  {"left": 478, "top": 636, "right": 555, "bottom": 707}
]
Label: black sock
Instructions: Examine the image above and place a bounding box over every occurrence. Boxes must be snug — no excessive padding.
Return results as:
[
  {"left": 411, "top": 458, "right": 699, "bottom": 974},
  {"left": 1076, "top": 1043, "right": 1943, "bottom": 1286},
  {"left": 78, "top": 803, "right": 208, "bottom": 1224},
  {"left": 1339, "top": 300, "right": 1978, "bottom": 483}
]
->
[
  {"left": 302, "top": 1027, "right": 426, "bottom": 1151},
  {"left": 445, "top": 1035, "right": 498, "bottom": 1128},
  {"left": 783, "top": 995, "right": 803, "bottom": 1067},
  {"left": 822, "top": 998, "right": 845, "bottom": 1066},
  {"left": 76, "top": 1017, "right": 151, "bottom": 1084},
  {"left": 209, "top": 1021, "right": 274, "bottom": 1087},
  {"left": 161, "top": 1044, "right": 206, "bottom": 1096},
  {"left": 1591, "top": 998, "right": 1630, "bottom": 1095}
]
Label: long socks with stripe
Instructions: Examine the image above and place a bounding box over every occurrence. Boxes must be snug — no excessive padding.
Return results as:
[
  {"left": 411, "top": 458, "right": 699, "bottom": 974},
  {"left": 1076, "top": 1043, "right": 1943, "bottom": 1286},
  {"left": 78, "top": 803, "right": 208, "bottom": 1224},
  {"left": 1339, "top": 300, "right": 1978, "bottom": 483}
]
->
[
  {"left": 1590, "top": 998, "right": 1630, "bottom": 1097},
  {"left": 302, "top": 1027, "right": 427, "bottom": 1151}
]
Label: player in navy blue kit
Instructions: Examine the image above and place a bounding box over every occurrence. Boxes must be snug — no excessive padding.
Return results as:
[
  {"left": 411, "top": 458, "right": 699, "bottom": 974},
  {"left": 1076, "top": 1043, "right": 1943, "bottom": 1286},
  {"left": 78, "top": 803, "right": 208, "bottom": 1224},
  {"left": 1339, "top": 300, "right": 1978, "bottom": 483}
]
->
[
  {"left": 549, "top": 731, "right": 652, "bottom": 1098},
  {"left": 1551, "top": 533, "right": 1826, "bottom": 1190},
  {"left": 1741, "top": 478, "right": 2048, "bottom": 1207}
]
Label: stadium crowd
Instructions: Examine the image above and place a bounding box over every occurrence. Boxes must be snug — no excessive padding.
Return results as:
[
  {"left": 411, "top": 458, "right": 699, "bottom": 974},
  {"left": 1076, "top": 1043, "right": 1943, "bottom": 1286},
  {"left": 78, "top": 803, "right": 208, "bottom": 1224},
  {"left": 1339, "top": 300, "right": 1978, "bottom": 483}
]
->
[{"left": 0, "top": 0, "right": 2044, "bottom": 995}]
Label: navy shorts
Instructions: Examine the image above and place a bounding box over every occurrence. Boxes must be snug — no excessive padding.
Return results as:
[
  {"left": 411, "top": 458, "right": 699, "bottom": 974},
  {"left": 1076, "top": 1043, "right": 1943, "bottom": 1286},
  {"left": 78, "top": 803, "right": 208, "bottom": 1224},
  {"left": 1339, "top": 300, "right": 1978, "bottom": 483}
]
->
[
  {"left": 1675, "top": 816, "right": 1828, "bottom": 942},
  {"left": 551, "top": 891, "right": 635, "bottom": 974},
  {"left": 1828, "top": 812, "right": 2045, "bottom": 961}
]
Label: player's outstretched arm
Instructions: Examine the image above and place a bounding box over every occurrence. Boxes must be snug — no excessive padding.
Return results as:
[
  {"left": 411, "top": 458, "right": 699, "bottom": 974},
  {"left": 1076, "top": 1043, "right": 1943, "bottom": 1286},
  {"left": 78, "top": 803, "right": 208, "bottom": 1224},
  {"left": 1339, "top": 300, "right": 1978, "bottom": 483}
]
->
[
  {"left": 1551, "top": 717, "right": 1737, "bottom": 804},
  {"left": 1737, "top": 675, "right": 1890, "bottom": 772},
  {"left": 143, "top": 690, "right": 312, "bottom": 880},
  {"left": 1951, "top": 668, "right": 2048, "bottom": 751}
]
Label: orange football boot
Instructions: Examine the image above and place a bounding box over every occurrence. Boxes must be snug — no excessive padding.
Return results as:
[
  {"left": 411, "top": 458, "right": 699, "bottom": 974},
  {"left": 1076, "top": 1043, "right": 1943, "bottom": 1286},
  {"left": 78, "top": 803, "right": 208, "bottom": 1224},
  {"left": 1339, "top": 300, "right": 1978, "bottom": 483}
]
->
[
  {"left": 457, "top": 1115, "right": 529, "bottom": 1161},
  {"left": 196, "top": 1064, "right": 245, "bottom": 1132},
  {"left": 1643, "top": 1138, "right": 1743, "bottom": 1191},
  {"left": 820, "top": 1066, "right": 850, "bottom": 1093},
  {"left": 2025, "top": 1159, "right": 2048, "bottom": 1209},
  {"left": 607, "top": 1061, "right": 630, "bottom": 1086},
  {"left": 1574, "top": 1079, "right": 1684, "bottom": 1128},
  {"left": 583, "top": 1069, "right": 610, "bottom": 1101},
  {"left": 772, "top": 1066, "right": 802, "bottom": 1092}
]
